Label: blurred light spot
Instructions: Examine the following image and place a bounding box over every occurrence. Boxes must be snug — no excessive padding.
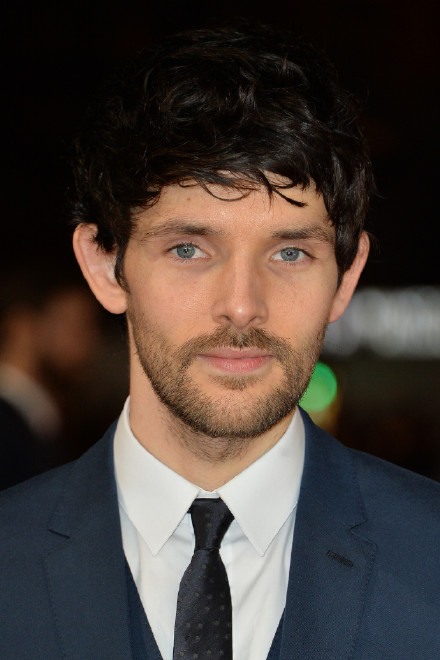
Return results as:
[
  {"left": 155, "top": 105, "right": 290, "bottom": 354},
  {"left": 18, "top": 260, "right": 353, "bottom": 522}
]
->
[
  {"left": 324, "top": 287, "right": 440, "bottom": 358},
  {"left": 300, "top": 362, "right": 338, "bottom": 412}
]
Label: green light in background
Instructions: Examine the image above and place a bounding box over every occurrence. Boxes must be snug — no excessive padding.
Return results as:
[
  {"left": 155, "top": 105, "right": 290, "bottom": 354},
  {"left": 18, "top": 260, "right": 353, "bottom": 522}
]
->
[{"left": 300, "top": 362, "right": 338, "bottom": 412}]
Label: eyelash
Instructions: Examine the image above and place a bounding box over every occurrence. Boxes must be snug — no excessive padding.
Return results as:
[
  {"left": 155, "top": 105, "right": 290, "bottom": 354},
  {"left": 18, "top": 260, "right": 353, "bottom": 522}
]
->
[
  {"left": 168, "top": 243, "right": 310, "bottom": 263},
  {"left": 169, "top": 243, "right": 205, "bottom": 260},
  {"left": 272, "top": 247, "right": 309, "bottom": 263}
]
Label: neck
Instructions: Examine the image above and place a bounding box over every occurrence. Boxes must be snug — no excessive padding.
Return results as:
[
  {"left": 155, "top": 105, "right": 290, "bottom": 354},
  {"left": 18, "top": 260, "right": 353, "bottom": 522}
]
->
[{"left": 128, "top": 386, "right": 294, "bottom": 491}]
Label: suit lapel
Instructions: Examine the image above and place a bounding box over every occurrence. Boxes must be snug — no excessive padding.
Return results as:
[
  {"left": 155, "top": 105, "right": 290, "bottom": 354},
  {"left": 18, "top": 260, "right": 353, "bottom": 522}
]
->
[
  {"left": 279, "top": 412, "right": 377, "bottom": 660},
  {"left": 45, "top": 425, "right": 134, "bottom": 660},
  {"left": 43, "top": 413, "right": 376, "bottom": 659}
]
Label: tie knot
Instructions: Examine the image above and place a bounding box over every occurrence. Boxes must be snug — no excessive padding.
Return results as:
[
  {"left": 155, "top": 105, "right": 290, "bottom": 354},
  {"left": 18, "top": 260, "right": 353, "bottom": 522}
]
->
[{"left": 190, "top": 498, "right": 234, "bottom": 551}]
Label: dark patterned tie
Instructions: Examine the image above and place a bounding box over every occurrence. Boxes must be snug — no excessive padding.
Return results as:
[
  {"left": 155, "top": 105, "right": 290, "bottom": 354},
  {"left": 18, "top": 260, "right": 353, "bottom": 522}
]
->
[{"left": 173, "top": 498, "right": 234, "bottom": 659}]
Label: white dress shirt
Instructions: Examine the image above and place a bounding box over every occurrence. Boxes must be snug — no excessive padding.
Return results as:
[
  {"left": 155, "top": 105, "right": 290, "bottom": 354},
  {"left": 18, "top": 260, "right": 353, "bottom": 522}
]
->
[{"left": 114, "top": 397, "right": 305, "bottom": 660}]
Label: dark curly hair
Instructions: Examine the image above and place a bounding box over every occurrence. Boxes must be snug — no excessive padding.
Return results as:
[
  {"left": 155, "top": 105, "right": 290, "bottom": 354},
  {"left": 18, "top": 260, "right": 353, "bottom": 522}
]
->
[{"left": 71, "top": 23, "right": 374, "bottom": 283}]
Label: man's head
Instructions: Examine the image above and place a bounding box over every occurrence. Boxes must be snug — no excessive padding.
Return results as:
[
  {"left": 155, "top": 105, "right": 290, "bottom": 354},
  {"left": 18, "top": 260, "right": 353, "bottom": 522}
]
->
[
  {"left": 72, "top": 23, "right": 373, "bottom": 284},
  {"left": 72, "top": 24, "right": 371, "bottom": 461}
]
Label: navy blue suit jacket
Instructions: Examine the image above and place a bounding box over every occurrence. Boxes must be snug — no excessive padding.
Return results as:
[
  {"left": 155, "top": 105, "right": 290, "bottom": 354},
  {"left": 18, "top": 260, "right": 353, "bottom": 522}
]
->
[{"left": 1, "top": 411, "right": 440, "bottom": 659}]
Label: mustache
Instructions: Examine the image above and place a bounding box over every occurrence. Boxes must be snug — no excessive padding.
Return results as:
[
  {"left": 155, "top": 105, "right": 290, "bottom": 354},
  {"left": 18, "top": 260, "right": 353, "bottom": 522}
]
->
[{"left": 176, "top": 326, "right": 293, "bottom": 367}]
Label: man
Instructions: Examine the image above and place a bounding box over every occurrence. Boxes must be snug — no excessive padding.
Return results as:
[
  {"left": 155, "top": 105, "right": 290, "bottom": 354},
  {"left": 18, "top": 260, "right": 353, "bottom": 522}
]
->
[
  {"left": 0, "top": 274, "right": 100, "bottom": 489},
  {"left": 1, "top": 24, "right": 439, "bottom": 659}
]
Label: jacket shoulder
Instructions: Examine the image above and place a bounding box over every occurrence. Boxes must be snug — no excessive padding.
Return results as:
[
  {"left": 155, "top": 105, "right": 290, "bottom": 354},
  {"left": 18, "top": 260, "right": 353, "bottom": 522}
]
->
[
  {"left": 351, "top": 444, "right": 440, "bottom": 533},
  {"left": 0, "top": 461, "right": 74, "bottom": 524},
  {"left": 301, "top": 409, "right": 440, "bottom": 532},
  {"left": 0, "top": 426, "right": 115, "bottom": 548}
]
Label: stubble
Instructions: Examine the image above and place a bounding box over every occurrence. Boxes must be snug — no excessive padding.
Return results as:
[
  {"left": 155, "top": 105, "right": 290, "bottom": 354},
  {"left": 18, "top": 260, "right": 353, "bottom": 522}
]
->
[{"left": 128, "top": 307, "right": 326, "bottom": 462}]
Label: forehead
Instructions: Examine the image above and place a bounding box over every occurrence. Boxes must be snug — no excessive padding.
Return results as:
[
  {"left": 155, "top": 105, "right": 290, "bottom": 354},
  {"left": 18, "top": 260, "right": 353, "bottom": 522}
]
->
[{"left": 134, "top": 180, "right": 333, "bottom": 242}]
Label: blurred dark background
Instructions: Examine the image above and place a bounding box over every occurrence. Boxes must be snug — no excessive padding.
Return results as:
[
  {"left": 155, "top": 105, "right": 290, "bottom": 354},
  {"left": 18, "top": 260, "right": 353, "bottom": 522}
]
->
[{"left": 1, "top": 0, "right": 439, "bottom": 485}]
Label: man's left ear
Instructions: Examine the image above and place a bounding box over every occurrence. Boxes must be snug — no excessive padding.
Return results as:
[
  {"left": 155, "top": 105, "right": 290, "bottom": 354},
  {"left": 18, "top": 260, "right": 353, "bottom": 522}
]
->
[{"left": 328, "top": 232, "right": 370, "bottom": 323}]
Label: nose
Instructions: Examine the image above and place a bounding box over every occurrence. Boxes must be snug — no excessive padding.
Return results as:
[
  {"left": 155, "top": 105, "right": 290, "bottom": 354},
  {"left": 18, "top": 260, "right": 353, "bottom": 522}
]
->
[{"left": 211, "top": 255, "right": 269, "bottom": 330}]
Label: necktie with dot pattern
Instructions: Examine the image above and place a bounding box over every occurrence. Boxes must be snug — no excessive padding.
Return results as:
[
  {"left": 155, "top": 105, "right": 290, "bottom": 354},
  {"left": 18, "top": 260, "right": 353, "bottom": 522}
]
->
[{"left": 173, "top": 498, "right": 234, "bottom": 659}]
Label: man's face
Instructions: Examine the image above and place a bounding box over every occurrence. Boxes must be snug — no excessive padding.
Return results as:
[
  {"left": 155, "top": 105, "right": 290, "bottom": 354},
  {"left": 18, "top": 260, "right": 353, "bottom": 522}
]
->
[{"left": 121, "top": 181, "right": 342, "bottom": 443}]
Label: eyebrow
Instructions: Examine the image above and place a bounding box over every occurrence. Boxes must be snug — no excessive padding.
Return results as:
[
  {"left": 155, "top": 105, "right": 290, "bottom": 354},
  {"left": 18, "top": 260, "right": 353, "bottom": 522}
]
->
[
  {"left": 139, "top": 219, "right": 334, "bottom": 244},
  {"left": 270, "top": 224, "right": 335, "bottom": 245},
  {"left": 139, "top": 221, "right": 224, "bottom": 240}
]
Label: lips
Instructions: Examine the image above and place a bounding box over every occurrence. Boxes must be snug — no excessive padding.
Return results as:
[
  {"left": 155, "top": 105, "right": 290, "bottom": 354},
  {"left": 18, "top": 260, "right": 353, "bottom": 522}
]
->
[{"left": 198, "top": 347, "right": 273, "bottom": 374}]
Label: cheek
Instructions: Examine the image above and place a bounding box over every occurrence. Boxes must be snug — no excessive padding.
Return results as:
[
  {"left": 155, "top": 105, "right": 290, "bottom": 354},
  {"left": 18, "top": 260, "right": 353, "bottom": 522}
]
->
[
  {"left": 130, "top": 274, "right": 211, "bottom": 336},
  {"left": 270, "top": 283, "right": 336, "bottom": 338}
]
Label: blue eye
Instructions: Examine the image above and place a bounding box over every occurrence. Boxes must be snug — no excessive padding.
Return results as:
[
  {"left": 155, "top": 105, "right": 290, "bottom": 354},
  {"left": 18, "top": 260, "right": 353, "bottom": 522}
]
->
[
  {"left": 171, "top": 244, "right": 205, "bottom": 259},
  {"left": 176, "top": 244, "right": 196, "bottom": 258},
  {"left": 275, "top": 248, "right": 302, "bottom": 262}
]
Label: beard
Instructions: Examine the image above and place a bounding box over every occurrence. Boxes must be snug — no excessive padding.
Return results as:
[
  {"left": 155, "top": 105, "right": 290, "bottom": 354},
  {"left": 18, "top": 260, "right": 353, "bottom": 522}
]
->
[{"left": 128, "top": 306, "right": 326, "bottom": 451}]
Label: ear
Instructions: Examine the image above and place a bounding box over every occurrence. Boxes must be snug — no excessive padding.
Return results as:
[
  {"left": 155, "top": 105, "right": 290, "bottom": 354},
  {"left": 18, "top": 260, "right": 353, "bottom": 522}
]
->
[
  {"left": 72, "top": 224, "right": 128, "bottom": 315},
  {"left": 328, "top": 232, "right": 370, "bottom": 323}
]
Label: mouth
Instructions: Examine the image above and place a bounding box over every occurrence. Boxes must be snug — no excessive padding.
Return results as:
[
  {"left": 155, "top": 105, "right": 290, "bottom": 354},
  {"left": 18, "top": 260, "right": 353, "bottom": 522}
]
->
[{"left": 198, "top": 347, "right": 274, "bottom": 374}]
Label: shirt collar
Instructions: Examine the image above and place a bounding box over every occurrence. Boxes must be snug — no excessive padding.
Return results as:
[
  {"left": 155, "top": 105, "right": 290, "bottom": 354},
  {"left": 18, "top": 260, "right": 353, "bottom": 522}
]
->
[
  {"left": 217, "top": 410, "right": 304, "bottom": 555},
  {"left": 114, "top": 397, "right": 304, "bottom": 557}
]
